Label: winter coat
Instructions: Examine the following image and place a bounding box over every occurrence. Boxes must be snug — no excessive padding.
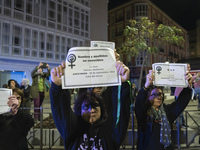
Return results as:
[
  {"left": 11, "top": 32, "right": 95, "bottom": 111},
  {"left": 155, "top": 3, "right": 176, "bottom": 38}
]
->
[{"left": 50, "top": 82, "right": 131, "bottom": 150}]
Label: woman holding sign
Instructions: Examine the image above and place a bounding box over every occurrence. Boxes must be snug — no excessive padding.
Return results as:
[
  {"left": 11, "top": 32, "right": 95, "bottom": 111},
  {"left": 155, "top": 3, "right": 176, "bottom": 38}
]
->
[
  {"left": 135, "top": 70, "right": 193, "bottom": 150},
  {"left": 50, "top": 61, "right": 131, "bottom": 150},
  {"left": 0, "top": 88, "right": 34, "bottom": 149}
]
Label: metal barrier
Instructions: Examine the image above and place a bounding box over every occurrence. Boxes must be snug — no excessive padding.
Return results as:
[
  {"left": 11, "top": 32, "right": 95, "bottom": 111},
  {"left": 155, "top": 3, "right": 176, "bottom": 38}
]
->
[
  {"left": 185, "top": 110, "right": 200, "bottom": 147},
  {"left": 21, "top": 106, "right": 63, "bottom": 150},
  {"left": 23, "top": 106, "right": 200, "bottom": 149},
  {"left": 175, "top": 109, "right": 200, "bottom": 149}
]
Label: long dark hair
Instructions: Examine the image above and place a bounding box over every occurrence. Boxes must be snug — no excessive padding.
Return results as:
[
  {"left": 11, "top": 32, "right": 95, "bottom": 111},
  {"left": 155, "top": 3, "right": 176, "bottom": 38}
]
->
[
  {"left": 74, "top": 91, "right": 108, "bottom": 119},
  {"left": 8, "top": 79, "right": 20, "bottom": 88}
]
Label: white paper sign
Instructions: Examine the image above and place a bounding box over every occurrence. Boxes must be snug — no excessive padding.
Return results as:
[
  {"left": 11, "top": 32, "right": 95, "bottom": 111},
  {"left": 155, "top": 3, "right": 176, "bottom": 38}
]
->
[
  {"left": 0, "top": 88, "right": 12, "bottom": 114},
  {"left": 152, "top": 63, "right": 187, "bottom": 87},
  {"left": 91, "top": 41, "right": 115, "bottom": 50},
  {"left": 62, "top": 47, "right": 121, "bottom": 89}
]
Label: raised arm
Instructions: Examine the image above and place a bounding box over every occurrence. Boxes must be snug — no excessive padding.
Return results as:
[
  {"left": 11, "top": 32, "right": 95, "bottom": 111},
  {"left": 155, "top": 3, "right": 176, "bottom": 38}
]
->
[
  {"left": 111, "top": 61, "right": 131, "bottom": 144},
  {"left": 166, "top": 72, "right": 193, "bottom": 122},
  {"left": 50, "top": 62, "right": 78, "bottom": 140},
  {"left": 31, "top": 66, "right": 38, "bottom": 78},
  {"left": 135, "top": 70, "right": 154, "bottom": 124}
]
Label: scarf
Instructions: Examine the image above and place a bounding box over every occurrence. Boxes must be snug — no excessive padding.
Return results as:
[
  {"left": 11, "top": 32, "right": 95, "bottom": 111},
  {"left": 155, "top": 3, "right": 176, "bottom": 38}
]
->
[{"left": 151, "top": 105, "right": 172, "bottom": 148}]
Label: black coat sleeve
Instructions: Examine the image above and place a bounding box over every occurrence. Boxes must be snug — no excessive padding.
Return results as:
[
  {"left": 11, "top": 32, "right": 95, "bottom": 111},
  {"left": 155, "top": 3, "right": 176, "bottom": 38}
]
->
[
  {"left": 50, "top": 82, "right": 89, "bottom": 144},
  {"left": 135, "top": 87, "right": 149, "bottom": 125},
  {"left": 111, "top": 81, "right": 131, "bottom": 145},
  {"left": 164, "top": 87, "right": 192, "bottom": 123}
]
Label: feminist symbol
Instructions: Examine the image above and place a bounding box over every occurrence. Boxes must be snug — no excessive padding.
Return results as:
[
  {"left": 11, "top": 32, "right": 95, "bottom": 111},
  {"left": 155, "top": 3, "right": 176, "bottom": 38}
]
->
[
  {"left": 156, "top": 66, "right": 162, "bottom": 75},
  {"left": 93, "top": 43, "right": 98, "bottom": 47},
  {"left": 67, "top": 54, "right": 76, "bottom": 69}
]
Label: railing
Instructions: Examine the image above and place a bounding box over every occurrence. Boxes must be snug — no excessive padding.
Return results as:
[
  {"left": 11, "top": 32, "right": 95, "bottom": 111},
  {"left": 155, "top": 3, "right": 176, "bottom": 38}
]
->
[
  {"left": 185, "top": 110, "right": 200, "bottom": 147},
  {"left": 175, "top": 109, "right": 200, "bottom": 149},
  {"left": 23, "top": 105, "right": 200, "bottom": 150},
  {"left": 21, "top": 106, "right": 63, "bottom": 150}
]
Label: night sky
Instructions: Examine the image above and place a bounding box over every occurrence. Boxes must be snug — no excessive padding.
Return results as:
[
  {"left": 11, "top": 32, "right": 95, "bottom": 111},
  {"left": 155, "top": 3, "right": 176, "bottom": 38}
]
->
[{"left": 108, "top": 0, "right": 200, "bottom": 31}]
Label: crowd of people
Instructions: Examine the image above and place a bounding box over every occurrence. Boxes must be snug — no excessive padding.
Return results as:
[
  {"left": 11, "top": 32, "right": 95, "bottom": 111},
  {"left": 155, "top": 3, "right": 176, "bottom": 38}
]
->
[{"left": 1, "top": 56, "right": 199, "bottom": 150}]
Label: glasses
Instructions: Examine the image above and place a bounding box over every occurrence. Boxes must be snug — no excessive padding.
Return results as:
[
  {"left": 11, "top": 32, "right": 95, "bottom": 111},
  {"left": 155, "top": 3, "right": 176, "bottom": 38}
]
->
[
  {"left": 150, "top": 92, "right": 164, "bottom": 98},
  {"left": 81, "top": 103, "right": 100, "bottom": 110}
]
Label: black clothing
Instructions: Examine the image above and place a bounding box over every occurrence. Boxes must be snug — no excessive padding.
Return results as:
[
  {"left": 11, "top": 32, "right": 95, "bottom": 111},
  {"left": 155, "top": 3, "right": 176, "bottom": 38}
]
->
[
  {"left": 50, "top": 82, "right": 131, "bottom": 150},
  {"left": 135, "top": 87, "right": 192, "bottom": 150},
  {"left": 0, "top": 109, "right": 34, "bottom": 150},
  {"left": 21, "top": 85, "right": 32, "bottom": 114}
]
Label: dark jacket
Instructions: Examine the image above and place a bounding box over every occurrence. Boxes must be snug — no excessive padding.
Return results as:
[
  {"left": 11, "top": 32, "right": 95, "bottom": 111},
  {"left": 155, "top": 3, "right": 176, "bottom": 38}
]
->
[
  {"left": 135, "top": 87, "right": 192, "bottom": 150},
  {"left": 21, "top": 85, "right": 31, "bottom": 102},
  {"left": 0, "top": 110, "right": 34, "bottom": 150},
  {"left": 50, "top": 82, "right": 131, "bottom": 150},
  {"left": 30, "top": 66, "right": 50, "bottom": 98}
]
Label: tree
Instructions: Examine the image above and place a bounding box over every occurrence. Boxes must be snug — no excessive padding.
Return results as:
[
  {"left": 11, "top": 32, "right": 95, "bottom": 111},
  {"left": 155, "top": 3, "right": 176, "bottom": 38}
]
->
[{"left": 119, "top": 17, "right": 185, "bottom": 89}]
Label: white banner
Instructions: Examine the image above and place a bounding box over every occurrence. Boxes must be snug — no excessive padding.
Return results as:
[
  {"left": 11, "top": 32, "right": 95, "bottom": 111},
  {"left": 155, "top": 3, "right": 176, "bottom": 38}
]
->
[
  {"left": 152, "top": 63, "right": 187, "bottom": 87},
  {"left": 0, "top": 88, "right": 12, "bottom": 114},
  {"left": 62, "top": 47, "right": 121, "bottom": 89},
  {"left": 90, "top": 41, "right": 115, "bottom": 50}
]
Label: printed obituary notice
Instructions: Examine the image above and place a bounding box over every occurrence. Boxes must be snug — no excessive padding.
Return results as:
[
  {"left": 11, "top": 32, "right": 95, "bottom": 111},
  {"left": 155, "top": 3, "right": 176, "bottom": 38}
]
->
[
  {"left": 152, "top": 63, "right": 187, "bottom": 87},
  {"left": 90, "top": 41, "right": 115, "bottom": 50},
  {"left": 0, "top": 88, "right": 12, "bottom": 114},
  {"left": 62, "top": 47, "right": 121, "bottom": 89}
]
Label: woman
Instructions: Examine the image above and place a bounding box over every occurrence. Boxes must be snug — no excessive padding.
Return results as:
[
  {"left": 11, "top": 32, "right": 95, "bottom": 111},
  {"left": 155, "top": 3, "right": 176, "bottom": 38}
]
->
[
  {"left": 50, "top": 61, "right": 131, "bottom": 149},
  {"left": 8, "top": 79, "right": 20, "bottom": 89},
  {"left": 135, "top": 70, "right": 193, "bottom": 150},
  {"left": 0, "top": 88, "right": 34, "bottom": 150},
  {"left": 30, "top": 62, "right": 50, "bottom": 121},
  {"left": 20, "top": 78, "right": 32, "bottom": 114}
]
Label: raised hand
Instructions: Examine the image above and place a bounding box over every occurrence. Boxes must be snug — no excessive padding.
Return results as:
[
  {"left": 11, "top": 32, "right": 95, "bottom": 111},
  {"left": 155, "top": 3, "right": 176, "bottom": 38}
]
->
[
  {"left": 38, "top": 62, "right": 43, "bottom": 68},
  {"left": 114, "top": 50, "right": 120, "bottom": 61},
  {"left": 51, "top": 62, "right": 65, "bottom": 86},
  {"left": 185, "top": 72, "right": 193, "bottom": 88},
  {"left": 46, "top": 63, "right": 50, "bottom": 69},
  {"left": 115, "top": 61, "right": 130, "bottom": 82},
  {"left": 144, "top": 70, "right": 155, "bottom": 89},
  {"left": 7, "top": 95, "right": 20, "bottom": 115}
]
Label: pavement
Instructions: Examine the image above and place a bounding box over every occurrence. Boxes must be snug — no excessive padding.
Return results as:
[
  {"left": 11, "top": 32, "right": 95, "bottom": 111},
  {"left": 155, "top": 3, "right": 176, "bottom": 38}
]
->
[{"left": 29, "top": 90, "right": 200, "bottom": 150}]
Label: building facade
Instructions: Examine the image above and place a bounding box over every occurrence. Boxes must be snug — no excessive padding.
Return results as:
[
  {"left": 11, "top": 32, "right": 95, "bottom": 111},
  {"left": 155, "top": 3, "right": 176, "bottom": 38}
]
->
[
  {"left": 0, "top": 0, "right": 108, "bottom": 86},
  {"left": 108, "top": 0, "right": 189, "bottom": 86},
  {"left": 189, "top": 19, "right": 200, "bottom": 58},
  {"left": 178, "top": 19, "right": 200, "bottom": 70}
]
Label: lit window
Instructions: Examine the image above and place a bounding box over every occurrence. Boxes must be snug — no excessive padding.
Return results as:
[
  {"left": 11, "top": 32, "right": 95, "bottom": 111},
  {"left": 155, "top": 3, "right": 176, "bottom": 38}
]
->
[{"left": 135, "top": 3, "right": 148, "bottom": 17}]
